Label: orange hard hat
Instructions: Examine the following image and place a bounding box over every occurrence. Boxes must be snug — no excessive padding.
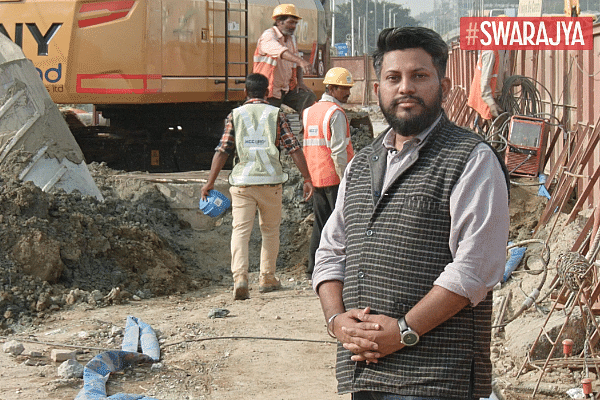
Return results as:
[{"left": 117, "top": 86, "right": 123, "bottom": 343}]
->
[{"left": 272, "top": 4, "right": 302, "bottom": 20}]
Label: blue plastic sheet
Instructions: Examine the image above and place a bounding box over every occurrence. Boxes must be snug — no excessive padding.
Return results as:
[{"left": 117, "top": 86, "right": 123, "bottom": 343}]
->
[
  {"left": 75, "top": 316, "right": 160, "bottom": 400},
  {"left": 504, "top": 243, "right": 527, "bottom": 282},
  {"left": 538, "top": 174, "right": 551, "bottom": 200}
]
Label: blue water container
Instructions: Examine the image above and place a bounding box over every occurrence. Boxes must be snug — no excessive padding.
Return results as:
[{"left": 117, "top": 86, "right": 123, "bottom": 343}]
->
[{"left": 199, "top": 189, "right": 231, "bottom": 218}]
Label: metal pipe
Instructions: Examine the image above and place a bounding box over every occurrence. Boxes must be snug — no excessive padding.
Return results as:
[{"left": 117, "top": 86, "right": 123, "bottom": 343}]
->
[
  {"left": 364, "top": 0, "right": 368, "bottom": 54},
  {"left": 331, "top": 0, "right": 335, "bottom": 45},
  {"left": 351, "top": 0, "right": 355, "bottom": 55}
]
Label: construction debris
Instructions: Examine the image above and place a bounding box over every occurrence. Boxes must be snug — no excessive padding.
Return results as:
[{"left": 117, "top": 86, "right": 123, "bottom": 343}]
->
[{"left": 0, "top": 34, "right": 102, "bottom": 201}]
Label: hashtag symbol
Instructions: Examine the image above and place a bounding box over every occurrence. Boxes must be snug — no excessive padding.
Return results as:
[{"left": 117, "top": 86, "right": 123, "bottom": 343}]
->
[{"left": 465, "top": 22, "right": 479, "bottom": 45}]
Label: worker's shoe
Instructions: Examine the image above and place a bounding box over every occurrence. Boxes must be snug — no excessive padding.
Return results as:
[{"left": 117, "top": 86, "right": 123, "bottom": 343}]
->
[
  {"left": 258, "top": 275, "right": 282, "bottom": 293},
  {"left": 233, "top": 279, "right": 250, "bottom": 300}
]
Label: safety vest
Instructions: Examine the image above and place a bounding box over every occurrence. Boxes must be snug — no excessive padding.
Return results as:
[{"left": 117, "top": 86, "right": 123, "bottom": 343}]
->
[
  {"left": 253, "top": 28, "right": 298, "bottom": 98},
  {"left": 302, "top": 101, "right": 354, "bottom": 187},
  {"left": 467, "top": 50, "right": 499, "bottom": 120},
  {"left": 229, "top": 103, "right": 288, "bottom": 186}
]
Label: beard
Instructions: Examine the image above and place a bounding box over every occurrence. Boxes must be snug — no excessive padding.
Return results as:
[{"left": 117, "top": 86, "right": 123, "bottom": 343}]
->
[
  {"left": 379, "top": 87, "right": 443, "bottom": 137},
  {"left": 280, "top": 26, "right": 295, "bottom": 36}
]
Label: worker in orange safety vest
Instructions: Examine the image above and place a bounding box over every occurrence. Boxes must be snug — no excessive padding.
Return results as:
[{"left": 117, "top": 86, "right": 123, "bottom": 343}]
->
[
  {"left": 467, "top": 49, "right": 509, "bottom": 120},
  {"left": 302, "top": 67, "right": 355, "bottom": 280},
  {"left": 253, "top": 4, "right": 316, "bottom": 115}
]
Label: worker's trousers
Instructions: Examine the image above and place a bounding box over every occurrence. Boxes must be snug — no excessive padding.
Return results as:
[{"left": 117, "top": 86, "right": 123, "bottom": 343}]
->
[
  {"left": 229, "top": 184, "right": 282, "bottom": 282},
  {"left": 308, "top": 184, "right": 338, "bottom": 275},
  {"left": 267, "top": 87, "right": 317, "bottom": 115}
]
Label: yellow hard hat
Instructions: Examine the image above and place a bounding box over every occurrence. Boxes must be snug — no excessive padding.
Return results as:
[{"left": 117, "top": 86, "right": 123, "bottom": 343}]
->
[
  {"left": 272, "top": 4, "right": 302, "bottom": 20},
  {"left": 323, "top": 67, "right": 354, "bottom": 87}
]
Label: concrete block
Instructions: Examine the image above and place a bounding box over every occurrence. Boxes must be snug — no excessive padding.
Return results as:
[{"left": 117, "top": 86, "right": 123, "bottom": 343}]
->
[{"left": 50, "top": 349, "right": 76, "bottom": 362}]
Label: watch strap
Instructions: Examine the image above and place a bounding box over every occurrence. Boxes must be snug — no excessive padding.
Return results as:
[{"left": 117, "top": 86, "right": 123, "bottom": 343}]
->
[{"left": 398, "top": 316, "right": 409, "bottom": 333}]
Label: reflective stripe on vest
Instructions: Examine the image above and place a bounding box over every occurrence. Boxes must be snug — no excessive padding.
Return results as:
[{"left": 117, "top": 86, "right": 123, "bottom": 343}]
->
[
  {"left": 252, "top": 28, "right": 297, "bottom": 98},
  {"left": 467, "top": 50, "right": 499, "bottom": 120},
  {"left": 229, "top": 104, "right": 288, "bottom": 186},
  {"left": 302, "top": 101, "right": 354, "bottom": 187}
]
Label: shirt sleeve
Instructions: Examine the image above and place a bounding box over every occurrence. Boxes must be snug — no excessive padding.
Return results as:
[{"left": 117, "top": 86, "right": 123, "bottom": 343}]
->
[
  {"left": 278, "top": 111, "right": 301, "bottom": 154},
  {"left": 433, "top": 143, "right": 510, "bottom": 306},
  {"left": 479, "top": 50, "right": 497, "bottom": 108},
  {"left": 257, "top": 28, "right": 289, "bottom": 58},
  {"left": 214, "top": 112, "right": 236, "bottom": 154},
  {"left": 328, "top": 110, "right": 351, "bottom": 179},
  {"left": 312, "top": 160, "right": 352, "bottom": 293}
]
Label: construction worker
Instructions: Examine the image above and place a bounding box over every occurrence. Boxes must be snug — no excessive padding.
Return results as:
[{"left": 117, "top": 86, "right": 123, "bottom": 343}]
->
[
  {"left": 302, "top": 67, "right": 354, "bottom": 280},
  {"left": 565, "top": 0, "right": 580, "bottom": 16},
  {"left": 253, "top": 3, "right": 316, "bottom": 115},
  {"left": 467, "top": 48, "right": 509, "bottom": 121},
  {"left": 200, "top": 73, "right": 314, "bottom": 300}
]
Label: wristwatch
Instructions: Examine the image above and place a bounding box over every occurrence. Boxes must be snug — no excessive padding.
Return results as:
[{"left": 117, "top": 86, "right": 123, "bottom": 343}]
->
[{"left": 398, "top": 317, "right": 419, "bottom": 346}]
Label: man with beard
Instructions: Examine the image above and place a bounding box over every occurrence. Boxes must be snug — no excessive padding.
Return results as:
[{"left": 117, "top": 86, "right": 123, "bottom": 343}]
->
[
  {"left": 253, "top": 3, "right": 316, "bottom": 115},
  {"left": 312, "top": 27, "right": 510, "bottom": 400}
]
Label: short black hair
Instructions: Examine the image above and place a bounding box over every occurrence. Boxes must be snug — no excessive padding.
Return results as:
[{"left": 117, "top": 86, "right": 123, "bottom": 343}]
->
[
  {"left": 245, "top": 73, "right": 269, "bottom": 98},
  {"left": 372, "top": 27, "right": 448, "bottom": 80}
]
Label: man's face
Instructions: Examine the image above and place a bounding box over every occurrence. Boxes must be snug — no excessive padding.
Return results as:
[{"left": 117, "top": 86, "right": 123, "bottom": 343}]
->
[
  {"left": 374, "top": 48, "right": 450, "bottom": 137},
  {"left": 277, "top": 17, "right": 299, "bottom": 36},
  {"left": 329, "top": 85, "right": 352, "bottom": 104}
]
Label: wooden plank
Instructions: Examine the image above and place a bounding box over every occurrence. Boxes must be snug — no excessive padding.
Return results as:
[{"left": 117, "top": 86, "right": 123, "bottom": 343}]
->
[
  {"left": 544, "top": 126, "right": 589, "bottom": 190},
  {"left": 536, "top": 124, "right": 595, "bottom": 231},
  {"left": 444, "top": 88, "right": 463, "bottom": 122},
  {"left": 567, "top": 163, "right": 600, "bottom": 224},
  {"left": 571, "top": 212, "right": 596, "bottom": 254},
  {"left": 562, "top": 120, "right": 600, "bottom": 224},
  {"left": 543, "top": 125, "right": 563, "bottom": 170}
]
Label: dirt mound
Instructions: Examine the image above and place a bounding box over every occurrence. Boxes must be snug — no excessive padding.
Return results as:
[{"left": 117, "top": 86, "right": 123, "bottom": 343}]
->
[{"left": 0, "top": 159, "right": 199, "bottom": 331}]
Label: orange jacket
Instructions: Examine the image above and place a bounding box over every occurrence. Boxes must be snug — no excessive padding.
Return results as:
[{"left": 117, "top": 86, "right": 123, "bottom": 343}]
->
[
  {"left": 302, "top": 101, "right": 354, "bottom": 187},
  {"left": 467, "top": 50, "right": 499, "bottom": 120},
  {"left": 253, "top": 28, "right": 297, "bottom": 98}
]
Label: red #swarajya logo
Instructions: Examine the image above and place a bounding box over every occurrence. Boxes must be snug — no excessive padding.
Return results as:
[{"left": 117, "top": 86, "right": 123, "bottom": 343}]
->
[{"left": 460, "top": 17, "right": 594, "bottom": 50}]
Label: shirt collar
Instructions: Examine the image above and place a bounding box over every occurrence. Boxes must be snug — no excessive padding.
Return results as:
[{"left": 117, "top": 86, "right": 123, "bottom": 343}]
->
[
  {"left": 320, "top": 93, "right": 343, "bottom": 107},
  {"left": 382, "top": 113, "right": 443, "bottom": 151},
  {"left": 243, "top": 98, "right": 270, "bottom": 105},
  {"left": 273, "top": 26, "right": 284, "bottom": 39}
]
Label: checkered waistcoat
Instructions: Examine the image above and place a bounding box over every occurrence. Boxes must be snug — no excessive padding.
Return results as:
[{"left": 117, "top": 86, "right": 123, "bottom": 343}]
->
[{"left": 338, "top": 115, "right": 495, "bottom": 399}]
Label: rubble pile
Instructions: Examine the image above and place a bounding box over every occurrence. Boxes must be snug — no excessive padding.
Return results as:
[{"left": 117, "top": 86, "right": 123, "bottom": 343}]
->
[{"left": 0, "top": 160, "right": 201, "bottom": 333}]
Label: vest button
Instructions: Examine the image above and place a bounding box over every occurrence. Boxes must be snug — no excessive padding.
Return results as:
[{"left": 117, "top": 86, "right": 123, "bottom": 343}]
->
[
  {"left": 372, "top": 155, "right": 379, "bottom": 161},
  {"left": 366, "top": 230, "right": 373, "bottom": 236},
  {"left": 358, "top": 271, "right": 365, "bottom": 278}
]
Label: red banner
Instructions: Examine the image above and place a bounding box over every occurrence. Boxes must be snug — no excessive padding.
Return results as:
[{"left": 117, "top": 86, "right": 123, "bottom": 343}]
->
[{"left": 459, "top": 17, "right": 594, "bottom": 50}]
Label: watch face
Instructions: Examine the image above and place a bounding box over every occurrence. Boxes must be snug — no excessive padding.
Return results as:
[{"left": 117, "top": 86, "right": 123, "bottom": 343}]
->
[{"left": 403, "top": 332, "right": 419, "bottom": 346}]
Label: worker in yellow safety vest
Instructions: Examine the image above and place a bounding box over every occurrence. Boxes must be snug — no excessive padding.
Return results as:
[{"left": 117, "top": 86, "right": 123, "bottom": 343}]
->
[
  {"left": 201, "top": 73, "right": 314, "bottom": 300},
  {"left": 253, "top": 3, "right": 316, "bottom": 115},
  {"left": 302, "top": 67, "right": 355, "bottom": 280}
]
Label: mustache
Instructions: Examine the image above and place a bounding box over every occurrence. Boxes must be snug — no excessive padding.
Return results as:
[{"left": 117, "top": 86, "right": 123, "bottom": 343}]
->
[{"left": 392, "top": 96, "right": 426, "bottom": 107}]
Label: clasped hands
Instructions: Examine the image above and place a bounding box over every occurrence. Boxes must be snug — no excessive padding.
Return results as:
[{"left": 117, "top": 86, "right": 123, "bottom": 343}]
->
[{"left": 330, "top": 307, "right": 404, "bottom": 364}]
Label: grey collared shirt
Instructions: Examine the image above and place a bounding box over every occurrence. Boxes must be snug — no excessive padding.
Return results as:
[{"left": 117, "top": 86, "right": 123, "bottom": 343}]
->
[{"left": 312, "top": 116, "right": 510, "bottom": 306}]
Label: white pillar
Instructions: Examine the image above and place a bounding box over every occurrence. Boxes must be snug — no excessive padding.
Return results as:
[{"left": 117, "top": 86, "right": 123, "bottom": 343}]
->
[
  {"left": 364, "top": 0, "right": 368, "bottom": 54},
  {"left": 331, "top": 0, "right": 335, "bottom": 44},
  {"left": 351, "top": 0, "right": 355, "bottom": 55},
  {"left": 374, "top": 0, "right": 377, "bottom": 34}
]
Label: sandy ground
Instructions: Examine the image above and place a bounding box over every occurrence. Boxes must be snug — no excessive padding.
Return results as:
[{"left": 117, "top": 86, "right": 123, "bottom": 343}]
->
[
  {"left": 0, "top": 111, "right": 592, "bottom": 400},
  {"left": 0, "top": 274, "right": 349, "bottom": 400},
  {"left": 0, "top": 175, "right": 578, "bottom": 400}
]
